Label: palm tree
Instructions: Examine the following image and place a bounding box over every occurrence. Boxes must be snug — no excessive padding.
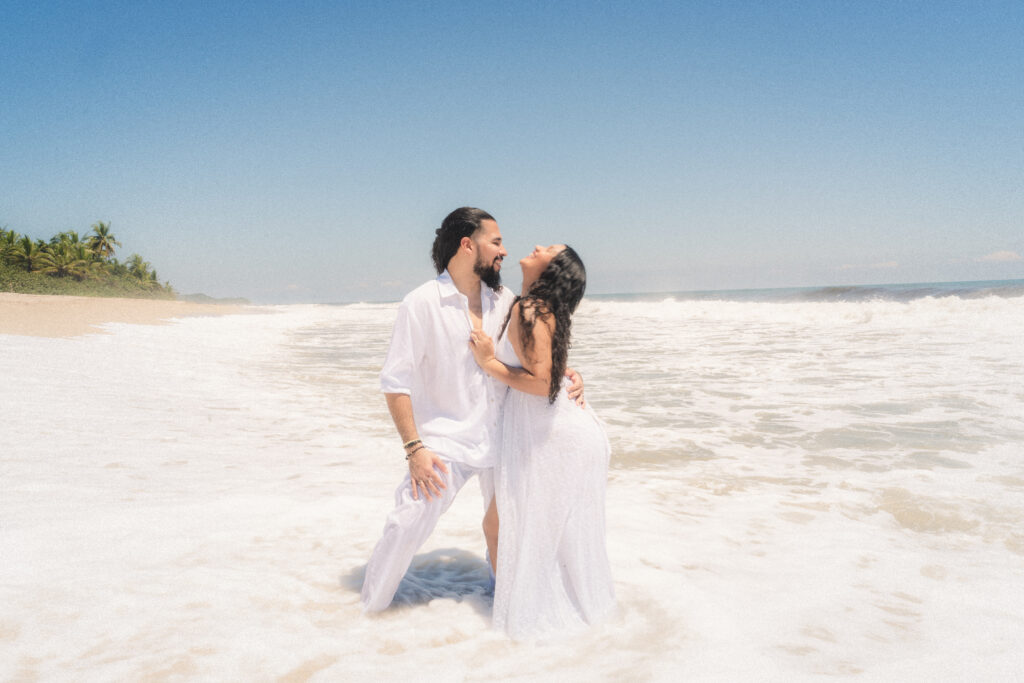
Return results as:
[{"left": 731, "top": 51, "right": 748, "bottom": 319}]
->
[
  {"left": 51, "top": 230, "right": 84, "bottom": 248},
  {"left": 88, "top": 222, "right": 121, "bottom": 261},
  {"left": 3, "top": 225, "right": 173, "bottom": 294},
  {"left": 38, "top": 242, "right": 90, "bottom": 280},
  {"left": 75, "top": 243, "right": 105, "bottom": 278},
  {"left": 11, "top": 237, "right": 46, "bottom": 272},
  {"left": 126, "top": 253, "right": 152, "bottom": 281},
  {"left": 0, "top": 228, "right": 19, "bottom": 263},
  {"left": 106, "top": 256, "right": 128, "bottom": 278}
]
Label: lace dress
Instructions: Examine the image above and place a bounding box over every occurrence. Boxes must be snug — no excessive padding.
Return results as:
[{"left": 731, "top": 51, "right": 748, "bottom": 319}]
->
[{"left": 492, "top": 333, "right": 615, "bottom": 639}]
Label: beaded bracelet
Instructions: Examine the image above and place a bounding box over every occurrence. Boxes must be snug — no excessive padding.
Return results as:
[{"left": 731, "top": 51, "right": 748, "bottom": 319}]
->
[
  {"left": 402, "top": 438, "right": 422, "bottom": 450},
  {"left": 405, "top": 444, "right": 426, "bottom": 460}
]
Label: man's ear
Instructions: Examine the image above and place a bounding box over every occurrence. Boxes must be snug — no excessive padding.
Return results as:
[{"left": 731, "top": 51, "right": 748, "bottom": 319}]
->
[{"left": 460, "top": 236, "right": 474, "bottom": 253}]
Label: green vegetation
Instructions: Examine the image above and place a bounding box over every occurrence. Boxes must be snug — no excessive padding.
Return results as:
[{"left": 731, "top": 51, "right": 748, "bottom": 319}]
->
[
  {"left": 177, "top": 292, "right": 251, "bottom": 305},
  {"left": 0, "top": 222, "right": 175, "bottom": 299}
]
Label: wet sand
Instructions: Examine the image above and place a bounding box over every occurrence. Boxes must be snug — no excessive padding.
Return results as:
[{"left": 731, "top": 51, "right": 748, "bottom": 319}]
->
[{"left": 0, "top": 293, "right": 250, "bottom": 338}]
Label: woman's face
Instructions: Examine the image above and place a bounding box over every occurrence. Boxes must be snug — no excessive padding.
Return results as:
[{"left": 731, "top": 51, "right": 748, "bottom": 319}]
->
[{"left": 520, "top": 244, "right": 566, "bottom": 280}]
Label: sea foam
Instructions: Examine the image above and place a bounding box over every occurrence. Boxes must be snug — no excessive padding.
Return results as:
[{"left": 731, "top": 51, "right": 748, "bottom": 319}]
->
[{"left": 2, "top": 291, "right": 1023, "bottom": 679}]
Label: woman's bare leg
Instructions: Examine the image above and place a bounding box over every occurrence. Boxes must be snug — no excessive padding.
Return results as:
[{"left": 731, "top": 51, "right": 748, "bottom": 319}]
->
[{"left": 482, "top": 497, "right": 499, "bottom": 574}]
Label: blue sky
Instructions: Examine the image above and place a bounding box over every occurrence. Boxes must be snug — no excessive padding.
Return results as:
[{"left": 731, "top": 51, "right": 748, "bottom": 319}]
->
[{"left": 2, "top": 1, "right": 1022, "bottom": 302}]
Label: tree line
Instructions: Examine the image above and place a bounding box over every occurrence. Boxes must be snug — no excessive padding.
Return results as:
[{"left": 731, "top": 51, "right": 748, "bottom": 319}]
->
[{"left": 0, "top": 222, "right": 173, "bottom": 295}]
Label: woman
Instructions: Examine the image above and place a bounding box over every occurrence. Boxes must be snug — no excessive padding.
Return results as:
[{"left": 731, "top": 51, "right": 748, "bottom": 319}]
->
[{"left": 469, "top": 244, "right": 614, "bottom": 639}]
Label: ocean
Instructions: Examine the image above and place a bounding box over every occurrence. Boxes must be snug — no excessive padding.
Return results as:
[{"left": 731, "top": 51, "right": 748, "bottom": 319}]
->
[{"left": 2, "top": 280, "right": 1023, "bottom": 680}]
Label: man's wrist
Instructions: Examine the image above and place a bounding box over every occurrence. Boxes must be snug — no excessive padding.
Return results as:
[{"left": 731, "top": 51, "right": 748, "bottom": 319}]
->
[{"left": 405, "top": 444, "right": 428, "bottom": 460}]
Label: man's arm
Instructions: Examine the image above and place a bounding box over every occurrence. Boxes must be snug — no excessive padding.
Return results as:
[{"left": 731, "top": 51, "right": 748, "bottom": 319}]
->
[
  {"left": 380, "top": 298, "right": 448, "bottom": 501},
  {"left": 384, "top": 392, "right": 419, "bottom": 444},
  {"left": 384, "top": 392, "right": 449, "bottom": 501},
  {"left": 565, "top": 367, "right": 585, "bottom": 407}
]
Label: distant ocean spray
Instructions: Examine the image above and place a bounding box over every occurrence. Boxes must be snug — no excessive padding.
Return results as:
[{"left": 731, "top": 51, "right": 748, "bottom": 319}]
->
[{"left": 593, "top": 277, "right": 1024, "bottom": 304}]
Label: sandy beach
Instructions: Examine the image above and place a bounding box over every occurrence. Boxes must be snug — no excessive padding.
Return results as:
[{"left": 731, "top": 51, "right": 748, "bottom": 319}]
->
[{"left": 0, "top": 293, "right": 249, "bottom": 337}]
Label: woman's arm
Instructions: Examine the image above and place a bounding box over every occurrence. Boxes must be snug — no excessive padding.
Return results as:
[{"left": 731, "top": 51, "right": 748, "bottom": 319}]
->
[
  {"left": 469, "top": 302, "right": 554, "bottom": 397},
  {"left": 468, "top": 332, "right": 550, "bottom": 397}
]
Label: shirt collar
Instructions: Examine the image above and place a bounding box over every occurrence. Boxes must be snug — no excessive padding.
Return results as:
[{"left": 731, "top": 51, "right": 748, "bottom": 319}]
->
[
  {"left": 437, "top": 269, "right": 502, "bottom": 303},
  {"left": 436, "top": 270, "right": 460, "bottom": 301}
]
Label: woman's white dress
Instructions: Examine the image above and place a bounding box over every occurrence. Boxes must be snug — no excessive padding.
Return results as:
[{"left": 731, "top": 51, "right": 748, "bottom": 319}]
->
[{"left": 492, "top": 333, "right": 615, "bottom": 639}]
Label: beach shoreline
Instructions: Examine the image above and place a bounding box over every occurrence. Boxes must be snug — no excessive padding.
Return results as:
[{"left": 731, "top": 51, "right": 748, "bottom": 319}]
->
[{"left": 0, "top": 292, "right": 252, "bottom": 338}]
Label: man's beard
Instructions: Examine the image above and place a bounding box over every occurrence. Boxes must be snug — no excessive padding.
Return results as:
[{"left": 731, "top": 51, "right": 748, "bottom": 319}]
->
[{"left": 474, "top": 257, "right": 502, "bottom": 291}]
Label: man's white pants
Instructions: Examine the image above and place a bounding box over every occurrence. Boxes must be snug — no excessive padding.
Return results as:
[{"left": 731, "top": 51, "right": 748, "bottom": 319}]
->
[{"left": 361, "top": 459, "right": 494, "bottom": 612}]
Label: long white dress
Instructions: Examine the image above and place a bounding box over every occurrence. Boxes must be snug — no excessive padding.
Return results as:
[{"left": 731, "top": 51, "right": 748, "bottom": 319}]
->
[{"left": 492, "top": 333, "right": 615, "bottom": 639}]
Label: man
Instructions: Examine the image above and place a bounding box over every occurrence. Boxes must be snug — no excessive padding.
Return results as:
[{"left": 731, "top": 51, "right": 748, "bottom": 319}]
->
[{"left": 360, "top": 207, "right": 582, "bottom": 612}]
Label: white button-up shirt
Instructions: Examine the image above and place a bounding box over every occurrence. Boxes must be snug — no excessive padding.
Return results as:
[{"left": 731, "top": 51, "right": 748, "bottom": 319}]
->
[{"left": 380, "top": 270, "right": 516, "bottom": 468}]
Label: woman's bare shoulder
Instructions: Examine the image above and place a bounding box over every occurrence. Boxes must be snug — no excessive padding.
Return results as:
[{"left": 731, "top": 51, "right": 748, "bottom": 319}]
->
[
  {"left": 517, "top": 298, "right": 553, "bottom": 324},
  {"left": 517, "top": 299, "right": 555, "bottom": 341}
]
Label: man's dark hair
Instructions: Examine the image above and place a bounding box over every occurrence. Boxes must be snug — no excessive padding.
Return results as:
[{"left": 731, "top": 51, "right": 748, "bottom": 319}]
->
[{"left": 431, "top": 207, "right": 495, "bottom": 275}]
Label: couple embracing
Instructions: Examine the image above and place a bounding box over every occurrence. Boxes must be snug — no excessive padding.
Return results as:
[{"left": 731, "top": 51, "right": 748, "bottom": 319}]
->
[{"left": 360, "top": 207, "right": 614, "bottom": 639}]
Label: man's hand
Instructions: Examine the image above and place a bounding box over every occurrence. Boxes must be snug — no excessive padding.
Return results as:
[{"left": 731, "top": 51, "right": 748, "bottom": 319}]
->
[
  {"left": 566, "top": 367, "right": 585, "bottom": 407},
  {"left": 408, "top": 448, "right": 449, "bottom": 501}
]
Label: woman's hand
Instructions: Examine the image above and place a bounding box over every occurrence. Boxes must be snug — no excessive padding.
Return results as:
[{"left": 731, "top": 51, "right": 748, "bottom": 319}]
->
[{"left": 468, "top": 329, "right": 496, "bottom": 368}]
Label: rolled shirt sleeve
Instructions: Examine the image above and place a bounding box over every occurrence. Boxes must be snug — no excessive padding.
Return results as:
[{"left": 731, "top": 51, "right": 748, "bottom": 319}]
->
[{"left": 379, "top": 299, "right": 418, "bottom": 395}]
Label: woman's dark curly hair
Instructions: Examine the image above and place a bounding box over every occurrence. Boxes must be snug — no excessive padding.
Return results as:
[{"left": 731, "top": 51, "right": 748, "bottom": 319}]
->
[
  {"left": 431, "top": 207, "right": 495, "bottom": 275},
  {"left": 501, "top": 245, "right": 587, "bottom": 403}
]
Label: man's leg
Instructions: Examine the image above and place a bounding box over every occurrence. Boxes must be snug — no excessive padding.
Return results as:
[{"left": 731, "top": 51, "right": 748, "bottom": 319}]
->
[
  {"left": 361, "top": 460, "right": 475, "bottom": 612},
  {"left": 478, "top": 468, "right": 497, "bottom": 586},
  {"left": 483, "top": 497, "right": 499, "bottom": 575}
]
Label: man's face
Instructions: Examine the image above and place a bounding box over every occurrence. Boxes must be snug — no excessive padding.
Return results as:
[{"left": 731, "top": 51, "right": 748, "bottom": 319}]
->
[{"left": 473, "top": 219, "right": 507, "bottom": 290}]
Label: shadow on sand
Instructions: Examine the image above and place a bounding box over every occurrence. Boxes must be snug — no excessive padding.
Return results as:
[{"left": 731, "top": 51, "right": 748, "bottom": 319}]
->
[{"left": 342, "top": 548, "right": 493, "bottom": 616}]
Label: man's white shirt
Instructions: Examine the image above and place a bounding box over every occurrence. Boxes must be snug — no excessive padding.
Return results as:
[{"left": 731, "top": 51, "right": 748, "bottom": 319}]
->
[{"left": 380, "top": 270, "right": 517, "bottom": 468}]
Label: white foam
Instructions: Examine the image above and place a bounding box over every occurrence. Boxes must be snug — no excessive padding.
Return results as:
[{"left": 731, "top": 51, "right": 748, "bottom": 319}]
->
[{"left": 2, "top": 297, "right": 1023, "bottom": 679}]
